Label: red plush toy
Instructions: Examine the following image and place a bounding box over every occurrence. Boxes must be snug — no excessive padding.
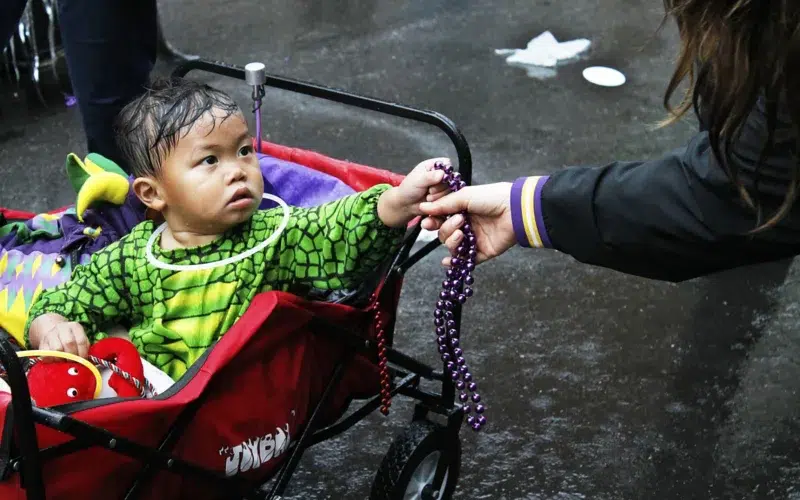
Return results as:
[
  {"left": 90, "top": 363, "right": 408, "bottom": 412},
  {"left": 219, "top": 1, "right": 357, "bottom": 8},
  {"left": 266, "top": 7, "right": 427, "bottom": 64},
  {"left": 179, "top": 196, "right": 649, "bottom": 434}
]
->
[{"left": 26, "top": 337, "right": 146, "bottom": 407}]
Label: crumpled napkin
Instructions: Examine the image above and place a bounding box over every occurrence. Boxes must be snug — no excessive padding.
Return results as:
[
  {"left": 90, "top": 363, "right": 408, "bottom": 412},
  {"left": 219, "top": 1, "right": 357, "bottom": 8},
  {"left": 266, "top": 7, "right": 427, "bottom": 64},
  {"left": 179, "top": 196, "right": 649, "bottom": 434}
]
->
[{"left": 495, "top": 31, "right": 591, "bottom": 67}]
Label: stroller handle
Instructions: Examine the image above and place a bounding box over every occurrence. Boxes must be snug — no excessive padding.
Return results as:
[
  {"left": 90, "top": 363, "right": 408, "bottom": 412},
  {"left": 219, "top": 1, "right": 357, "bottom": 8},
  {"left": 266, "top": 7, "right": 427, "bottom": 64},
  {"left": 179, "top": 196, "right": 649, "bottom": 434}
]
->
[{"left": 170, "top": 59, "right": 473, "bottom": 185}]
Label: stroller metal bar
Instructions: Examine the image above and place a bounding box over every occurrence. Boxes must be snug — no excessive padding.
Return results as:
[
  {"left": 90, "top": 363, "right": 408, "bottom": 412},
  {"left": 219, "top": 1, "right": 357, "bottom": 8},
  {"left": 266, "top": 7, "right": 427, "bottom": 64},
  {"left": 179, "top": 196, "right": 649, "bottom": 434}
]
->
[
  {"left": 391, "top": 225, "right": 424, "bottom": 275},
  {"left": 397, "top": 386, "right": 461, "bottom": 416},
  {"left": 35, "top": 438, "right": 91, "bottom": 464},
  {"left": 170, "top": 59, "right": 473, "bottom": 185},
  {"left": 0, "top": 337, "right": 46, "bottom": 499},
  {"left": 27, "top": 406, "right": 252, "bottom": 497},
  {"left": 386, "top": 346, "right": 442, "bottom": 381},
  {"left": 306, "top": 372, "right": 420, "bottom": 447},
  {"left": 124, "top": 395, "right": 208, "bottom": 500},
  {"left": 245, "top": 62, "right": 267, "bottom": 154},
  {"left": 396, "top": 239, "right": 442, "bottom": 275},
  {"left": 155, "top": 6, "right": 198, "bottom": 63},
  {"left": 263, "top": 357, "right": 350, "bottom": 500}
]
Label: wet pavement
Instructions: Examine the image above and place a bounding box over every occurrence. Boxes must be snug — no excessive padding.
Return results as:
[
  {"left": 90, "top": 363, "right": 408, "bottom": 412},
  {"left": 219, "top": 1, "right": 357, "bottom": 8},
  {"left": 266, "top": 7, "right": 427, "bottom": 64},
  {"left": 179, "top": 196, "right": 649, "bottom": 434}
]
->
[{"left": 3, "top": 0, "right": 800, "bottom": 498}]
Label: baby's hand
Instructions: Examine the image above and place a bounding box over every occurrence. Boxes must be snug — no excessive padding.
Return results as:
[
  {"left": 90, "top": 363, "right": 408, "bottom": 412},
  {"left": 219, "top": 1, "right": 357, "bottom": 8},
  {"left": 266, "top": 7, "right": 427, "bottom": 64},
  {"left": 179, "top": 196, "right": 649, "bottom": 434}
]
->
[
  {"left": 397, "top": 157, "right": 451, "bottom": 205},
  {"left": 377, "top": 157, "right": 451, "bottom": 228},
  {"left": 28, "top": 313, "right": 90, "bottom": 360}
]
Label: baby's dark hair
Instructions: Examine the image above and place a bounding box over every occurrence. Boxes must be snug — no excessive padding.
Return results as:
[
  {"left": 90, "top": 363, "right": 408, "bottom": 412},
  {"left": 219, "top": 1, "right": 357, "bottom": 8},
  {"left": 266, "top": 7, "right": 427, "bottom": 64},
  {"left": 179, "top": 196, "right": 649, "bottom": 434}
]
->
[{"left": 114, "top": 77, "right": 242, "bottom": 177}]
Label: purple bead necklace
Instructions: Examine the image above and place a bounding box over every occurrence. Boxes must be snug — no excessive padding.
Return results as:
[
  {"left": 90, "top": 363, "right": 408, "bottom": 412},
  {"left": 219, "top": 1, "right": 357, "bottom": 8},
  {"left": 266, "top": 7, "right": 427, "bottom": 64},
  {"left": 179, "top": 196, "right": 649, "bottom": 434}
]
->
[{"left": 432, "top": 161, "right": 486, "bottom": 432}]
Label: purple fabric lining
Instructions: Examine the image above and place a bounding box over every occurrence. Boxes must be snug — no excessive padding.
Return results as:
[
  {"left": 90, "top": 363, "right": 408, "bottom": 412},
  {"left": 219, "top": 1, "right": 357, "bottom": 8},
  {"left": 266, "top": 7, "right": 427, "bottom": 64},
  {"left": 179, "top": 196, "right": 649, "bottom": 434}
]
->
[
  {"left": 257, "top": 153, "right": 354, "bottom": 209},
  {"left": 0, "top": 185, "right": 146, "bottom": 257}
]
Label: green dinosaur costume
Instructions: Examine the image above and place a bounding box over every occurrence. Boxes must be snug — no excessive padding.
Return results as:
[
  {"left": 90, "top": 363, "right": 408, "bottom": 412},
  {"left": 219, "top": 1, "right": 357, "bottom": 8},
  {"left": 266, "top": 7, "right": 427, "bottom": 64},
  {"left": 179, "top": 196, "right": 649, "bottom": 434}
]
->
[{"left": 25, "top": 185, "right": 403, "bottom": 380}]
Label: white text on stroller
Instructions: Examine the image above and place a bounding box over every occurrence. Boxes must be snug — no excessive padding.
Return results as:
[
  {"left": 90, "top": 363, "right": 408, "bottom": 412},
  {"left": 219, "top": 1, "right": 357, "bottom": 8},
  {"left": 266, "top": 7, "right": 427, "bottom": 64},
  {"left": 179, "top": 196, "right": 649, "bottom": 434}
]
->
[{"left": 221, "top": 423, "right": 291, "bottom": 476}]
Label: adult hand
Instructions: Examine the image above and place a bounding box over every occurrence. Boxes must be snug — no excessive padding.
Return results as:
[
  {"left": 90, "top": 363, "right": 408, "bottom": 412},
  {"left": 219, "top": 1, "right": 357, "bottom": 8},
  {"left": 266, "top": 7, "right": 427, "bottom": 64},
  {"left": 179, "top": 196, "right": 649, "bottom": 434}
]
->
[{"left": 420, "top": 182, "right": 516, "bottom": 266}]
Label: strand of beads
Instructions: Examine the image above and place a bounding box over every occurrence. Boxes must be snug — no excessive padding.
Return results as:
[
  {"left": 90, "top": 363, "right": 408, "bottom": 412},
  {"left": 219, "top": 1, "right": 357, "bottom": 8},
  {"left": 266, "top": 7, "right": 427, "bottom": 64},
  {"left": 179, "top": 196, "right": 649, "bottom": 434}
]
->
[
  {"left": 373, "top": 307, "right": 392, "bottom": 415},
  {"left": 432, "top": 161, "right": 486, "bottom": 432}
]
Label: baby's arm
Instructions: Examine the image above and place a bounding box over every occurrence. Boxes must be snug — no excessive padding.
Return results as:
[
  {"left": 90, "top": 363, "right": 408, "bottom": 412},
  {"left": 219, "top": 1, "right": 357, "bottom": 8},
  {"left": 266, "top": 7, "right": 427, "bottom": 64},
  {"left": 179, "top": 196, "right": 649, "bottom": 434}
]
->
[
  {"left": 266, "top": 184, "right": 406, "bottom": 291},
  {"left": 259, "top": 158, "right": 450, "bottom": 291},
  {"left": 25, "top": 239, "right": 134, "bottom": 355}
]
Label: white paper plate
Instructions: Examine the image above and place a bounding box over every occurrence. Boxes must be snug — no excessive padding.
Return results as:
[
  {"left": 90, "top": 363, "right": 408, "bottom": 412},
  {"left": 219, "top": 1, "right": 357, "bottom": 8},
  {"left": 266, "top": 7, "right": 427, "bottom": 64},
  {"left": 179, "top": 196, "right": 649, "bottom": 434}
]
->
[{"left": 582, "top": 66, "right": 626, "bottom": 87}]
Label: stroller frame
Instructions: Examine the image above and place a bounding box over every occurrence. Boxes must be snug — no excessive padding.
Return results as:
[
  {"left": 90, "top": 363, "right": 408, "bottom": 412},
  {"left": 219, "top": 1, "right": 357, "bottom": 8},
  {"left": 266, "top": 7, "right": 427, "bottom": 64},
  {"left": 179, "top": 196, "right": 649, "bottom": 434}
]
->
[{"left": 0, "top": 60, "right": 473, "bottom": 500}]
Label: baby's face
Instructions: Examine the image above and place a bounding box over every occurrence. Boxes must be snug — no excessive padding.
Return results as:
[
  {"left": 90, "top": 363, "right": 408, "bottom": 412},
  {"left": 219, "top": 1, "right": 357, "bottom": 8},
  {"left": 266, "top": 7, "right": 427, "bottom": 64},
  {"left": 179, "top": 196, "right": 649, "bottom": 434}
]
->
[{"left": 157, "top": 109, "right": 263, "bottom": 235}]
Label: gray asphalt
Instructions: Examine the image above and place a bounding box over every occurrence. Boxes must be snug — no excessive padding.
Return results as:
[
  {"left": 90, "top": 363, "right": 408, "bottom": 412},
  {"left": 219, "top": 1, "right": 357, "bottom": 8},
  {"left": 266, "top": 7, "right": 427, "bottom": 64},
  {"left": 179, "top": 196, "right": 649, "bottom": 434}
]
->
[{"left": 2, "top": 1, "right": 799, "bottom": 499}]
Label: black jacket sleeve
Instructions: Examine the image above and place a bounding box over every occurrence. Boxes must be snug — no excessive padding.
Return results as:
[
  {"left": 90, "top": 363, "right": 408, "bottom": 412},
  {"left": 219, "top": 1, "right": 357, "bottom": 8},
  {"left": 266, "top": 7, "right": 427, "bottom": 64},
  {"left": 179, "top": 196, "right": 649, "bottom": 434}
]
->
[{"left": 540, "top": 97, "right": 800, "bottom": 282}]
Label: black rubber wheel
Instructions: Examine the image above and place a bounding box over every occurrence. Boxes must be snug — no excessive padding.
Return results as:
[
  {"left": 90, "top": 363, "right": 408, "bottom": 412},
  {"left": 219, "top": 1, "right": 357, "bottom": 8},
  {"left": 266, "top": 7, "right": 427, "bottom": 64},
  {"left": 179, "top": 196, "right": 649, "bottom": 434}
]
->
[{"left": 369, "top": 419, "right": 461, "bottom": 500}]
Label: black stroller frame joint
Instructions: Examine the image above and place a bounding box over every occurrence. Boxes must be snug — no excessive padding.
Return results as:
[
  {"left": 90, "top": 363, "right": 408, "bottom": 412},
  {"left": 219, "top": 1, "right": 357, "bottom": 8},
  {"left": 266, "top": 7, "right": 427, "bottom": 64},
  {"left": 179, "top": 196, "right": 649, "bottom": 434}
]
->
[{"left": 0, "top": 59, "right": 474, "bottom": 500}]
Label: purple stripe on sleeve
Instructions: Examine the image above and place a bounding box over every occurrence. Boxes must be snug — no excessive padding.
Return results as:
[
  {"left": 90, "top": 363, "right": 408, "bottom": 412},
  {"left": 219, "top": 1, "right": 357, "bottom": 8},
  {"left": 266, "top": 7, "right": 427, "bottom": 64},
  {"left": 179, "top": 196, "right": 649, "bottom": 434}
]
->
[{"left": 510, "top": 177, "right": 531, "bottom": 247}]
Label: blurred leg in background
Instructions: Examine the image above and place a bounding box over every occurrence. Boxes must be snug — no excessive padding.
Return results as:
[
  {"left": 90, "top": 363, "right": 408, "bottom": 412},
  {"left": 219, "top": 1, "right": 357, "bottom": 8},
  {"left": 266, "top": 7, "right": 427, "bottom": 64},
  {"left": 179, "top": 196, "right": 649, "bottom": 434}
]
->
[{"left": 58, "top": 0, "right": 157, "bottom": 170}]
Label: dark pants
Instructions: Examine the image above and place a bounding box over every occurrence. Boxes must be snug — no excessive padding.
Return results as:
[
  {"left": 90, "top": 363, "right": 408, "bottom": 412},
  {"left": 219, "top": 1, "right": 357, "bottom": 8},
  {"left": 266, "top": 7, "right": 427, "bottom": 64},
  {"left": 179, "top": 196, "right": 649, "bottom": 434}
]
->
[
  {"left": 2, "top": 0, "right": 157, "bottom": 171},
  {"left": 0, "top": 1, "right": 28, "bottom": 57}
]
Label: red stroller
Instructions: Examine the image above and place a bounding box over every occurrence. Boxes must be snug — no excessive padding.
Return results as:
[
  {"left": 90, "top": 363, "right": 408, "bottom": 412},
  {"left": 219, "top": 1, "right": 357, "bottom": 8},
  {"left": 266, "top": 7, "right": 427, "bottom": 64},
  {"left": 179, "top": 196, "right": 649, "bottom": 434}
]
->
[{"left": 0, "top": 59, "right": 473, "bottom": 499}]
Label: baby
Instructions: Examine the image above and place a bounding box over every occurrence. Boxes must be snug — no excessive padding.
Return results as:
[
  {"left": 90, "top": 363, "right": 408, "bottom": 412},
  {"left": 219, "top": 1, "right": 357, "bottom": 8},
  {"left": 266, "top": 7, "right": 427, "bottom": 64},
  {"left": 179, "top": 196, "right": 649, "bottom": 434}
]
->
[{"left": 25, "top": 78, "right": 448, "bottom": 380}]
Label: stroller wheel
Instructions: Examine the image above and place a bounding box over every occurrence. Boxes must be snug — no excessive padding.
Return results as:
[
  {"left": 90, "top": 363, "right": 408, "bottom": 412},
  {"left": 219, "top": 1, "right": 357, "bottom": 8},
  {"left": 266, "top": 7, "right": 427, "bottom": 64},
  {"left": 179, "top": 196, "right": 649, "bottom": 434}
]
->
[{"left": 369, "top": 419, "right": 461, "bottom": 500}]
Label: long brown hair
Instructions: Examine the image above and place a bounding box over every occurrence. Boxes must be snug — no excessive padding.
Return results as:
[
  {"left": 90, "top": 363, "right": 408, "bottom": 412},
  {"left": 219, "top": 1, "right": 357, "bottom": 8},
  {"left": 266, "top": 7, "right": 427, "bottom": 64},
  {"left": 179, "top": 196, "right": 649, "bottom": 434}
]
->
[{"left": 660, "top": 0, "right": 800, "bottom": 230}]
